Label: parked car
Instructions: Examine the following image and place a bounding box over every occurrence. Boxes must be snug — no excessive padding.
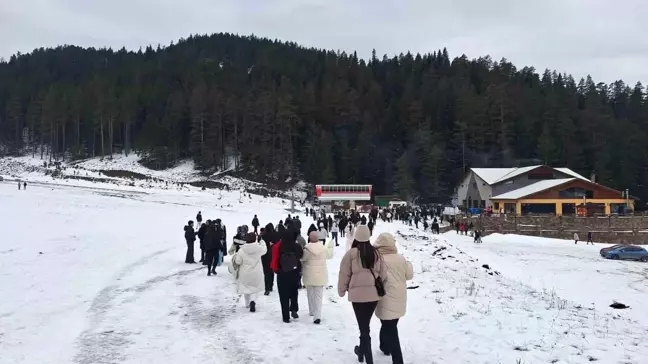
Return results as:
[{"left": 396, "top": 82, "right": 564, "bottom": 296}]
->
[
  {"left": 600, "top": 244, "right": 625, "bottom": 257},
  {"left": 604, "top": 246, "right": 648, "bottom": 262}
]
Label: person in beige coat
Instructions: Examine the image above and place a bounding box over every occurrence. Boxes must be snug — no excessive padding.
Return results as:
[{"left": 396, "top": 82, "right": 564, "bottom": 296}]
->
[
  {"left": 338, "top": 225, "right": 383, "bottom": 364},
  {"left": 233, "top": 233, "right": 268, "bottom": 313},
  {"left": 302, "top": 231, "right": 330, "bottom": 324},
  {"left": 374, "top": 233, "right": 413, "bottom": 364}
]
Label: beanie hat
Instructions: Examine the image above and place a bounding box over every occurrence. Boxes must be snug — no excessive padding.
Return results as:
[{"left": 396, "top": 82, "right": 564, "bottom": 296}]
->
[
  {"left": 308, "top": 231, "right": 320, "bottom": 242},
  {"left": 245, "top": 233, "right": 257, "bottom": 243},
  {"left": 354, "top": 225, "right": 371, "bottom": 243}
]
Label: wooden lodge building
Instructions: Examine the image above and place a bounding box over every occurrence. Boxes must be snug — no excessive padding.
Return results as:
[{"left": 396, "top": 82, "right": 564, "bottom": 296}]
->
[{"left": 454, "top": 166, "right": 634, "bottom": 216}]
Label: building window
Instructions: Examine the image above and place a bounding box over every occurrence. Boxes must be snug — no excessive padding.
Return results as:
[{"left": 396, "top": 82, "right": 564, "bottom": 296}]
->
[
  {"left": 560, "top": 187, "right": 594, "bottom": 199},
  {"left": 480, "top": 200, "right": 486, "bottom": 208},
  {"left": 462, "top": 200, "right": 467, "bottom": 207},
  {"left": 505, "top": 180, "right": 514, "bottom": 185},
  {"left": 494, "top": 202, "right": 500, "bottom": 210}
]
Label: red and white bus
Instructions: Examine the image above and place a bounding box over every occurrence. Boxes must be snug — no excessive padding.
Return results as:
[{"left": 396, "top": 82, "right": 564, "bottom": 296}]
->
[{"left": 315, "top": 184, "right": 372, "bottom": 201}]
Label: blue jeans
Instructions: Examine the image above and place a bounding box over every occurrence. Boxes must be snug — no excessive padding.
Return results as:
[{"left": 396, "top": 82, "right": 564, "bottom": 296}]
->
[{"left": 332, "top": 232, "right": 338, "bottom": 245}]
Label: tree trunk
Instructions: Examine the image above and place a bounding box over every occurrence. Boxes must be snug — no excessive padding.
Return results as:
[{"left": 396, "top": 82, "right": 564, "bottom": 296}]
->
[
  {"left": 109, "top": 116, "right": 113, "bottom": 159},
  {"left": 62, "top": 123, "right": 66, "bottom": 160},
  {"left": 124, "top": 120, "right": 130, "bottom": 156},
  {"left": 100, "top": 116, "right": 105, "bottom": 157}
]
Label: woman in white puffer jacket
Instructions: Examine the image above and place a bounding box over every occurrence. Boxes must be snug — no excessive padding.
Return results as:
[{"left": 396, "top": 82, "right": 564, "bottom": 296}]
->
[
  {"left": 302, "top": 231, "right": 331, "bottom": 324},
  {"left": 374, "top": 233, "right": 413, "bottom": 364}
]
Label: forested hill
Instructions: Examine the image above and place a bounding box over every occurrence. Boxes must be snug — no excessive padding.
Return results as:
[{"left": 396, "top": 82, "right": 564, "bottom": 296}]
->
[{"left": 0, "top": 33, "right": 647, "bottom": 205}]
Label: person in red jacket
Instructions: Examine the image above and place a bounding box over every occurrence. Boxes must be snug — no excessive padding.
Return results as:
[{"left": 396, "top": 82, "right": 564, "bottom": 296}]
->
[{"left": 271, "top": 229, "right": 304, "bottom": 323}]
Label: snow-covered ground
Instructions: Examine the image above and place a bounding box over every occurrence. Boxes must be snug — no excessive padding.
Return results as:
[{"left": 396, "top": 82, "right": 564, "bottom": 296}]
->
[
  {"left": 2, "top": 178, "right": 648, "bottom": 364},
  {"left": 1, "top": 153, "right": 647, "bottom": 363}
]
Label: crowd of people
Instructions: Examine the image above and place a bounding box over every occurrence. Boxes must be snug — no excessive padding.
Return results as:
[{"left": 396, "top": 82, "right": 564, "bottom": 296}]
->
[{"left": 182, "top": 207, "right": 415, "bottom": 364}]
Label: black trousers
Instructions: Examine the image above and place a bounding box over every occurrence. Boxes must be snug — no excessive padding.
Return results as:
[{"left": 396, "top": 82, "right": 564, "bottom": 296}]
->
[
  {"left": 205, "top": 250, "right": 218, "bottom": 273},
  {"left": 253, "top": 225, "right": 258, "bottom": 234},
  {"left": 340, "top": 228, "right": 345, "bottom": 237},
  {"left": 352, "top": 301, "right": 378, "bottom": 355},
  {"left": 262, "top": 258, "right": 274, "bottom": 292},
  {"left": 380, "top": 319, "right": 403, "bottom": 364},
  {"left": 277, "top": 272, "right": 300, "bottom": 320},
  {"left": 185, "top": 240, "right": 195, "bottom": 263}
]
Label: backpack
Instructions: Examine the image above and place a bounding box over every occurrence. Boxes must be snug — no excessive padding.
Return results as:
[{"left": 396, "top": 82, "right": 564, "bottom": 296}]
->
[{"left": 279, "top": 252, "right": 300, "bottom": 273}]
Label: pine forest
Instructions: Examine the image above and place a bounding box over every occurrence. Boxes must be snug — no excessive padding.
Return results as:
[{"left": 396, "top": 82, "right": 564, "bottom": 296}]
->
[{"left": 0, "top": 33, "right": 647, "bottom": 206}]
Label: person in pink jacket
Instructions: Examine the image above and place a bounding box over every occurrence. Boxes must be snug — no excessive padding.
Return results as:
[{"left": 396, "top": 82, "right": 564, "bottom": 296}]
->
[
  {"left": 338, "top": 225, "right": 383, "bottom": 364},
  {"left": 374, "top": 233, "right": 413, "bottom": 364}
]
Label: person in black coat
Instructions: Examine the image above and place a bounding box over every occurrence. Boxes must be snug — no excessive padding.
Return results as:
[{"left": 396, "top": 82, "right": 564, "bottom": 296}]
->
[
  {"left": 197, "top": 221, "right": 209, "bottom": 263},
  {"left": 360, "top": 215, "right": 367, "bottom": 225},
  {"left": 184, "top": 221, "right": 197, "bottom": 264},
  {"left": 339, "top": 217, "right": 348, "bottom": 237},
  {"left": 196, "top": 211, "right": 203, "bottom": 226},
  {"left": 204, "top": 222, "right": 224, "bottom": 276},
  {"left": 307, "top": 223, "right": 318, "bottom": 237},
  {"left": 294, "top": 216, "right": 302, "bottom": 233},
  {"left": 261, "top": 223, "right": 277, "bottom": 295},
  {"left": 252, "top": 215, "right": 260, "bottom": 234},
  {"left": 276, "top": 229, "right": 304, "bottom": 323}
]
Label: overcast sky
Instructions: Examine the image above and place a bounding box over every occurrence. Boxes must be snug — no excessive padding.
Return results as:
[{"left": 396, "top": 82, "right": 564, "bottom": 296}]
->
[{"left": 2, "top": 0, "right": 647, "bottom": 84}]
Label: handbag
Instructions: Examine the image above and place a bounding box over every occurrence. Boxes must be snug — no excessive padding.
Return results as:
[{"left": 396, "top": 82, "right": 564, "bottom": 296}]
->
[{"left": 369, "top": 268, "right": 386, "bottom": 297}]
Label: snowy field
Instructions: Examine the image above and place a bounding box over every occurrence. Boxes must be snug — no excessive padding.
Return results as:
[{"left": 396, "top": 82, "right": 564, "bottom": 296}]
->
[{"left": 1, "top": 156, "right": 647, "bottom": 363}]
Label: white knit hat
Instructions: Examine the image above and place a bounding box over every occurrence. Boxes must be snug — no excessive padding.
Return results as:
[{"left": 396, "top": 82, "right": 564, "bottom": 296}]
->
[{"left": 354, "top": 225, "right": 371, "bottom": 242}]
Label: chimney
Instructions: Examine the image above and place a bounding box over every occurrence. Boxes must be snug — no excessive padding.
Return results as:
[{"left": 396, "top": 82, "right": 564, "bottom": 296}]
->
[{"left": 590, "top": 172, "right": 596, "bottom": 183}]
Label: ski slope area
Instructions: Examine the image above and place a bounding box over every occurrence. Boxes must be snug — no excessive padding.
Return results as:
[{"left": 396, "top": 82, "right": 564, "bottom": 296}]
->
[{"left": 1, "top": 181, "right": 647, "bottom": 363}]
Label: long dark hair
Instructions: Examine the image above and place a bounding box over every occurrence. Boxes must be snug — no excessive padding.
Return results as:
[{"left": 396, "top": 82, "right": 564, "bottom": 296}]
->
[
  {"left": 354, "top": 240, "right": 380, "bottom": 270},
  {"left": 279, "top": 228, "right": 298, "bottom": 254}
]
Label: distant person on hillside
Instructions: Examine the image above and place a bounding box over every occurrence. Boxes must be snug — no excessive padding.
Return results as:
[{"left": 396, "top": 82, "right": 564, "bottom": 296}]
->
[
  {"left": 252, "top": 215, "right": 260, "bottom": 234},
  {"left": 183, "top": 221, "right": 197, "bottom": 264},
  {"left": 196, "top": 211, "right": 202, "bottom": 227},
  {"left": 587, "top": 231, "right": 594, "bottom": 245},
  {"left": 574, "top": 232, "right": 580, "bottom": 244},
  {"left": 23, "top": 182, "right": 27, "bottom": 190},
  {"left": 18, "top": 181, "right": 21, "bottom": 190}
]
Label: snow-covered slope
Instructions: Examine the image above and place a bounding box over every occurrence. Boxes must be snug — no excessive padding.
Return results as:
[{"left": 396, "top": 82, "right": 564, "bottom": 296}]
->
[
  {"left": 1, "top": 180, "right": 647, "bottom": 363},
  {"left": 0, "top": 154, "right": 307, "bottom": 200}
]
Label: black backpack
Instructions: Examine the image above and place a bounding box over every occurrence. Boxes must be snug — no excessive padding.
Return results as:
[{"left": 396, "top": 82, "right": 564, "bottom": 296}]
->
[{"left": 279, "top": 252, "right": 299, "bottom": 273}]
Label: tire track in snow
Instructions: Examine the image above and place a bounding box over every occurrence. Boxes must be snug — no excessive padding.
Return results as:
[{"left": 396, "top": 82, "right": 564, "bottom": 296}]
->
[{"left": 73, "top": 249, "right": 171, "bottom": 364}]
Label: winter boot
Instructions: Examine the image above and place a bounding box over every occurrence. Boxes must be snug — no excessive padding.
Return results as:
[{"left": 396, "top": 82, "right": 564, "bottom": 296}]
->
[
  {"left": 291, "top": 311, "right": 299, "bottom": 319},
  {"left": 211, "top": 269, "right": 217, "bottom": 275},
  {"left": 361, "top": 337, "right": 374, "bottom": 364},
  {"left": 264, "top": 290, "right": 270, "bottom": 296},
  {"left": 354, "top": 346, "right": 364, "bottom": 363},
  {"left": 314, "top": 319, "right": 321, "bottom": 324},
  {"left": 250, "top": 301, "right": 256, "bottom": 313}
]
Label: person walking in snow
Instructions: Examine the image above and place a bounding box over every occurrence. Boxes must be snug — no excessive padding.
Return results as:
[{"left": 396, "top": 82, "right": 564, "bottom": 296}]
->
[
  {"left": 184, "top": 221, "right": 197, "bottom": 264},
  {"left": 204, "top": 221, "right": 224, "bottom": 276},
  {"left": 330, "top": 221, "right": 340, "bottom": 246},
  {"left": 294, "top": 216, "right": 302, "bottom": 233},
  {"left": 368, "top": 219, "right": 375, "bottom": 236},
  {"left": 198, "top": 221, "right": 208, "bottom": 263},
  {"left": 414, "top": 215, "right": 419, "bottom": 229},
  {"left": 574, "top": 232, "right": 580, "bottom": 244},
  {"left": 18, "top": 181, "right": 21, "bottom": 190},
  {"left": 23, "top": 182, "right": 27, "bottom": 190},
  {"left": 318, "top": 223, "right": 328, "bottom": 244},
  {"left": 423, "top": 219, "right": 429, "bottom": 231},
  {"left": 302, "top": 231, "right": 331, "bottom": 324},
  {"left": 338, "top": 225, "right": 383, "bottom": 364},
  {"left": 346, "top": 224, "right": 356, "bottom": 251},
  {"left": 252, "top": 215, "right": 260, "bottom": 234},
  {"left": 261, "top": 224, "right": 277, "bottom": 295},
  {"left": 374, "top": 233, "right": 413, "bottom": 364},
  {"left": 233, "top": 233, "right": 267, "bottom": 312},
  {"left": 230, "top": 225, "right": 249, "bottom": 255},
  {"left": 271, "top": 229, "right": 304, "bottom": 323},
  {"left": 307, "top": 223, "right": 318, "bottom": 237},
  {"left": 196, "top": 211, "right": 203, "bottom": 228},
  {"left": 587, "top": 231, "right": 594, "bottom": 245}
]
